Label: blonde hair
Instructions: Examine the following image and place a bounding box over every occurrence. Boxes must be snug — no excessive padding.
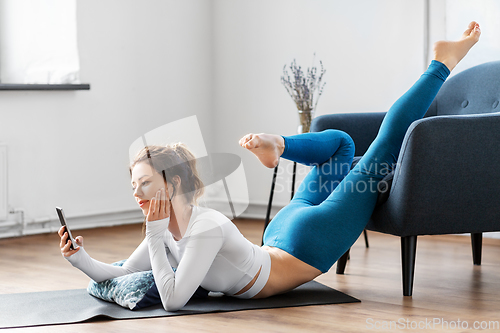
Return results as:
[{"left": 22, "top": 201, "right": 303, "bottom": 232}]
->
[{"left": 130, "top": 143, "right": 205, "bottom": 205}]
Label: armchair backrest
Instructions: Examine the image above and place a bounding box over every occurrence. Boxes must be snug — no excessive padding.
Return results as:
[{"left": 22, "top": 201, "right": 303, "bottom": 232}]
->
[{"left": 425, "top": 60, "right": 500, "bottom": 117}]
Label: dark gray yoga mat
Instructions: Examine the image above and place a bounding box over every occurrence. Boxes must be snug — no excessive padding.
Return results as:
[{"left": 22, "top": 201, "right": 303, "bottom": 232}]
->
[{"left": 0, "top": 281, "right": 359, "bottom": 329}]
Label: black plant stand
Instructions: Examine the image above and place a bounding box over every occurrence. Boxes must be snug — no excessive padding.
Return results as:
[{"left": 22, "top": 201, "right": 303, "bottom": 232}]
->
[{"left": 261, "top": 164, "right": 280, "bottom": 245}]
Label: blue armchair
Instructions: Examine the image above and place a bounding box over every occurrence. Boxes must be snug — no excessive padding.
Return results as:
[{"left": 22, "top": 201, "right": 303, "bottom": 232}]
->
[{"left": 311, "top": 60, "right": 500, "bottom": 296}]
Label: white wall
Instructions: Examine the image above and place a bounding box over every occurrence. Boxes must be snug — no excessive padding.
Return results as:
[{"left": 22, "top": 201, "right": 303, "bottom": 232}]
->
[
  {"left": 1, "top": 0, "right": 450, "bottom": 233},
  {"left": 0, "top": 0, "right": 213, "bottom": 231},
  {"left": 212, "top": 0, "right": 425, "bottom": 208}
]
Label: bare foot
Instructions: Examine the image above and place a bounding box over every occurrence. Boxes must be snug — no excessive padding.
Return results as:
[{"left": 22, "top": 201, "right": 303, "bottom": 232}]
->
[
  {"left": 239, "top": 133, "right": 285, "bottom": 168},
  {"left": 433, "top": 21, "right": 481, "bottom": 72}
]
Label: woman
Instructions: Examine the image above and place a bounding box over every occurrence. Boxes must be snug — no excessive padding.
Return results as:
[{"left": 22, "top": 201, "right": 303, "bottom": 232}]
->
[{"left": 60, "top": 22, "right": 481, "bottom": 311}]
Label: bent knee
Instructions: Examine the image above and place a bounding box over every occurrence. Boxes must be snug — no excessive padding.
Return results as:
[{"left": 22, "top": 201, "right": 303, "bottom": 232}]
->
[{"left": 329, "top": 129, "right": 355, "bottom": 158}]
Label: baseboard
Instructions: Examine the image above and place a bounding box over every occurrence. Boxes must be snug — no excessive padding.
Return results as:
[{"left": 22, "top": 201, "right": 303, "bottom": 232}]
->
[
  {"left": 0, "top": 201, "right": 286, "bottom": 239},
  {"left": 0, "top": 208, "right": 145, "bottom": 239},
  {"left": 2, "top": 201, "right": 499, "bottom": 240},
  {"left": 481, "top": 232, "right": 500, "bottom": 239}
]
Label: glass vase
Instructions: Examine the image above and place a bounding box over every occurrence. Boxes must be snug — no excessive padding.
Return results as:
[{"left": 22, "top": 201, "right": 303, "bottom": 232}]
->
[{"left": 297, "top": 109, "right": 314, "bottom": 134}]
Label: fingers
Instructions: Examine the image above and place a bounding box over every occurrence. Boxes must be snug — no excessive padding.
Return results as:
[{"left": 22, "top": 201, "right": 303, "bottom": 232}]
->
[
  {"left": 75, "top": 236, "right": 84, "bottom": 247},
  {"left": 146, "top": 188, "right": 170, "bottom": 222},
  {"left": 58, "top": 226, "right": 66, "bottom": 237},
  {"left": 147, "top": 201, "right": 154, "bottom": 221},
  {"left": 62, "top": 240, "right": 80, "bottom": 257},
  {"left": 59, "top": 231, "right": 68, "bottom": 248},
  {"left": 59, "top": 232, "right": 80, "bottom": 257},
  {"left": 147, "top": 195, "right": 155, "bottom": 218},
  {"left": 62, "top": 238, "right": 72, "bottom": 252},
  {"left": 59, "top": 227, "right": 82, "bottom": 257},
  {"left": 147, "top": 190, "right": 159, "bottom": 222}
]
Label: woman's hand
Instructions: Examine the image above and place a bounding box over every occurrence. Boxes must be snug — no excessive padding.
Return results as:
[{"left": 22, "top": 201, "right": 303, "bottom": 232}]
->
[
  {"left": 58, "top": 226, "right": 83, "bottom": 257},
  {"left": 147, "top": 187, "right": 171, "bottom": 222}
]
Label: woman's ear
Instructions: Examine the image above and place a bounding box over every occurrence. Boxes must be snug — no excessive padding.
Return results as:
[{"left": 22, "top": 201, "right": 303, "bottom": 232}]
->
[{"left": 172, "top": 175, "right": 181, "bottom": 189}]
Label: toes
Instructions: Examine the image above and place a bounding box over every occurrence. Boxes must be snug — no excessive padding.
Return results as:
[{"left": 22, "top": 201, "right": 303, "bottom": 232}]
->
[
  {"left": 473, "top": 24, "right": 481, "bottom": 36},
  {"left": 245, "top": 136, "right": 258, "bottom": 149},
  {"left": 463, "top": 23, "right": 474, "bottom": 37},
  {"left": 239, "top": 134, "right": 255, "bottom": 149},
  {"left": 239, "top": 134, "right": 252, "bottom": 147},
  {"left": 463, "top": 21, "right": 480, "bottom": 39},
  {"left": 466, "top": 25, "right": 481, "bottom": 43}
]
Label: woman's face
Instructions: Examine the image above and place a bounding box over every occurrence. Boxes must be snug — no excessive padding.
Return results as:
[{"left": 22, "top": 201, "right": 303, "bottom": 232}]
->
[{"left": 131, "top": 162, "right": 171, "bottom": 215}]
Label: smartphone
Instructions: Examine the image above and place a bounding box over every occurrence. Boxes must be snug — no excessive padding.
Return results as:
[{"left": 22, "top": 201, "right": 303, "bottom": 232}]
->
[{"left": 56, "top": 207, "right": 77, "bottom": 250}]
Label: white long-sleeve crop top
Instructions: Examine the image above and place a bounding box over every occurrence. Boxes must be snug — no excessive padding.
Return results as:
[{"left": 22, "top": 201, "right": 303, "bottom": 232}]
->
[{"left": 66, "top": 205, "right": 271, "bottom": 311}]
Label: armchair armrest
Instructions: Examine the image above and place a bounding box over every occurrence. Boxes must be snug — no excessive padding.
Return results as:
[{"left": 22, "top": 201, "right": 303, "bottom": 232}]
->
[
  {"left": 311, "top": 112, "right": 386, "bottom": 156},
  {"left": 370, "top": 112, "right": 500, "bottom": 236}
]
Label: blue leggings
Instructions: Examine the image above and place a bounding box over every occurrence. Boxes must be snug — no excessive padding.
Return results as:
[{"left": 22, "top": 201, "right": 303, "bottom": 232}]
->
[{"left": 263, "top": 60, "right": 450, "bottom": 273}]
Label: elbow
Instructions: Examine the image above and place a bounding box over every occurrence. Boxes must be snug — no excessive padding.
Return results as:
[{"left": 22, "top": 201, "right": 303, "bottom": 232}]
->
[
  {"left": 160, "top": 293, "right": 186, "bottom": 312},
  {"left": 162, "top": 302, "right": 182, "bottom": 312}
]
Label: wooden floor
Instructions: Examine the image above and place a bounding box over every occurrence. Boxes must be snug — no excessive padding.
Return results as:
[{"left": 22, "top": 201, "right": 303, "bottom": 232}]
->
[{"left": 1, "top": 219, "right": 499, "bottom": 332}]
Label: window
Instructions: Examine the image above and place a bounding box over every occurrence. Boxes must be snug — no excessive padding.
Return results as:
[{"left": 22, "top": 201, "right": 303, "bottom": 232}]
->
[{"left": 0, "top": 0, "right": 81, "bottom": 85}]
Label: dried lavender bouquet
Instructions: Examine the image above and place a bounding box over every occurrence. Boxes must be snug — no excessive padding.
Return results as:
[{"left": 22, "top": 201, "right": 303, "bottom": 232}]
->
[{"left": 281, "top": 56, "right": 326, "bottom": 133}]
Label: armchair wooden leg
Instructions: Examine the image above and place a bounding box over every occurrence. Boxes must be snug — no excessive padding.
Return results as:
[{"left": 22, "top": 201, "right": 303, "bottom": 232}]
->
[
  {"left": 401, "top": 235, "right": 417, "bottom": 297},
  {"left": 363, "top": 229, "right": 369, "bottom": 248},
  {"left": 471, "top": 233, "right": 482, "bottom": 266},
  {"left": 336, "top": 249, "right": 350, "bottom": 274}
]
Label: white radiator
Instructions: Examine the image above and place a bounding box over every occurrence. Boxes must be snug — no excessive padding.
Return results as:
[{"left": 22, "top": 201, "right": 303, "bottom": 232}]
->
[{"left": 0, "top": 143, "right": 7, "bottom": 221}]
